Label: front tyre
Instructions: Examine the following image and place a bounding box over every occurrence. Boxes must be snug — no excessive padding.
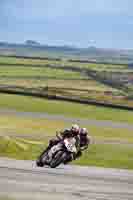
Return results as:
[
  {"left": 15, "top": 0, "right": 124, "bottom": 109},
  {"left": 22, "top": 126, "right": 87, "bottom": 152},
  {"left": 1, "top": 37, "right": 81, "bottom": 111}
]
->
[
  {"left": 36, "top": 159, "right": 44, "bottom": 167},
  {"left": 50, "top": 151, "right": 67, "bottom": 168}
]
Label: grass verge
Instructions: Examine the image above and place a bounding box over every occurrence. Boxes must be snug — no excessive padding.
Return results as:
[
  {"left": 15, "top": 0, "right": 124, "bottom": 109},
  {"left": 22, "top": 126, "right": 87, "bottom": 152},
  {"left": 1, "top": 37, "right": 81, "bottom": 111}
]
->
[
  {"left": 74, "top": 143, "right": 133, "bottom": 170},
  {"left": 0, "top": 136, "right": 45, "bottom": 160}
]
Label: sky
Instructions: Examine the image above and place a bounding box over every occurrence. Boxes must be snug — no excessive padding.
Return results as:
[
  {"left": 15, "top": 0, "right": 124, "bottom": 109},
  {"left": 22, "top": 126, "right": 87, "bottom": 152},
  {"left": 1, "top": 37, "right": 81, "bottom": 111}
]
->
[{"left": 0, "top": 0, "right": 133, "bottom": 49}]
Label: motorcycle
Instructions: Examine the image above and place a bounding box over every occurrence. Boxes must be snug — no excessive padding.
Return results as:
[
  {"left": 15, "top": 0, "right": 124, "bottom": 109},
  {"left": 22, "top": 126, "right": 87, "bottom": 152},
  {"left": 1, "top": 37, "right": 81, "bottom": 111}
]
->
[{"left": 36, "top": 137, "right": 78, "bottom": 168}]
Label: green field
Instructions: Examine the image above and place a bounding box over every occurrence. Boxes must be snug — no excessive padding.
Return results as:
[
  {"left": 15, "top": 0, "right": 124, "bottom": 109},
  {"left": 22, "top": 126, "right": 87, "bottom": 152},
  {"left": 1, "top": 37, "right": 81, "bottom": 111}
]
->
[
  {"left": 0, "top": 56, "right": 121, "bottom": 97},
  {"left": 0, "top": 93, "right": 133, "bottom": 123},
  {"left": 0, "top": 56, "right": 127, "bottom": 70},
  {"left": 0, "top": 66, "right": 87, "bottom": 79},
  {"left": 0, "top": 78, "right": 48, "bottom": 88},
  {"left": 0, "top": 55, "right": 132, "bottom": 107},
  {"left": 0, "top": 78, "right": 116, "bottom": 92}
]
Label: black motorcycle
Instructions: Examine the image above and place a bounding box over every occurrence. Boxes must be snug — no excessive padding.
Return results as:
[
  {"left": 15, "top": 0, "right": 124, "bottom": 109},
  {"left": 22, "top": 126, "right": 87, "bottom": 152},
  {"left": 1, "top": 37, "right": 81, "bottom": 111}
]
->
[{"left": 36, "top": 137, "right": 78, "bottom": 168}]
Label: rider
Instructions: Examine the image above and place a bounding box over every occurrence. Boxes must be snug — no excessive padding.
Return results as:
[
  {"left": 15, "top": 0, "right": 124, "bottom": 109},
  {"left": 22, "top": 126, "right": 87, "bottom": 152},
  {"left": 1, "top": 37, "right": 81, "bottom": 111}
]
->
[
  {"left": 48, "top": 124, "right": 80, "bottom": 149},
  {"left": 37, "top": 125, "right": 91, "bottom": 167},
  {"left": 63, "top": 127, "right": 91, "bottom": 164},
  {"left": 37, "top": 124, "right": 80, "bottom": 167},
  {"left": 48, "top": 125, "right": 90, "bottom": 164}
]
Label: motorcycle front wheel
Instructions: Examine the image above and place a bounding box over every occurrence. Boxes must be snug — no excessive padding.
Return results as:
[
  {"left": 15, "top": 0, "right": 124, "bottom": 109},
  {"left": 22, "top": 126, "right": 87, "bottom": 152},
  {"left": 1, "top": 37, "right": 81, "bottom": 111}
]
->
[{"left": 50, "top": 151, "right": 67, "bottom": 168}]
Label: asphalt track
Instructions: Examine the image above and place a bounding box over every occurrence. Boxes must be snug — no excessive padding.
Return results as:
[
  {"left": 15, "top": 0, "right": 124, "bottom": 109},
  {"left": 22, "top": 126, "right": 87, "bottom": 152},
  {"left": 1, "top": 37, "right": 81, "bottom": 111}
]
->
[{"left": 0, "top": 158, "right": 133, "bottom": 200}]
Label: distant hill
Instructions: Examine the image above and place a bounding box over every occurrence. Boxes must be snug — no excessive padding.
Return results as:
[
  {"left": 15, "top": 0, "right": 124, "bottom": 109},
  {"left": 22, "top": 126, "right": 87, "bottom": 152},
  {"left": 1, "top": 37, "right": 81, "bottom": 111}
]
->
[
  {"left": 0, "top": 41, "right": 133, "bottom": 64},
  {"left": 25, "top": 40, "right": 40, "bottom": 46}
]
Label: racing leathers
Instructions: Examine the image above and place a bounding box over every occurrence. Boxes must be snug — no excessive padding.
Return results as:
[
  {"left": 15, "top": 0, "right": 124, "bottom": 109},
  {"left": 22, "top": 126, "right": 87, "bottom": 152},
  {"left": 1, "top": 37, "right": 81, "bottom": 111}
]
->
[{"left": 48, "top": 128, "right": 79, "bottom": 149}]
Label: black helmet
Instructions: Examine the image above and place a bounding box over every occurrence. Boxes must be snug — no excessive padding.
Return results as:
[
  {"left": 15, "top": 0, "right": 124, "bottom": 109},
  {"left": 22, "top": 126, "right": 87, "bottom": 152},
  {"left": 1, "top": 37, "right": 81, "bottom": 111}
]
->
[{"left": 80, "top": 128, "right": 88, "bottom": 135}]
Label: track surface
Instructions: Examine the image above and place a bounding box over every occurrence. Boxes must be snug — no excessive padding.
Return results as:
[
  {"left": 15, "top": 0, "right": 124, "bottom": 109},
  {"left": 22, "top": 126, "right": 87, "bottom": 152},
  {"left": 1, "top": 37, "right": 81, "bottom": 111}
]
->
[{"left": 0, "top": 158, "right": 133, "bottom": 200}]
